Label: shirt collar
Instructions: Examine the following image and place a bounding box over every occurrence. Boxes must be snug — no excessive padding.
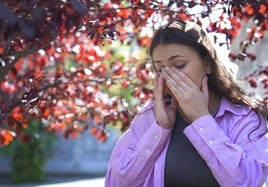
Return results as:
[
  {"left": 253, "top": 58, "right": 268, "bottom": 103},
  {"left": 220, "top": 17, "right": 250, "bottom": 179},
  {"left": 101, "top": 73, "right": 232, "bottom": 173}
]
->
[{"left": 216, "top": 97, "right": 249, "bottom": 117}]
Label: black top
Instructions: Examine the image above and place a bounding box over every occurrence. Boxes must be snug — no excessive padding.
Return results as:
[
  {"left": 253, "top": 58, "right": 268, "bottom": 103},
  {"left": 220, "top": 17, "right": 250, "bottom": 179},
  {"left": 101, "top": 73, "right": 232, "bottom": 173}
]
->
[{"left": 164, "top": 113, "right": 220, "bottom": 187}]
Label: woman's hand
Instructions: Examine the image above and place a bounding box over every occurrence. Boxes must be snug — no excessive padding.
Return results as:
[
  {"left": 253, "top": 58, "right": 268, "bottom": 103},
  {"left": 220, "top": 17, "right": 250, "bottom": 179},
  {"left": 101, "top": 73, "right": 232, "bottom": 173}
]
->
[
  {"left": 163, "top": 67, "right": 210, "bottom": 123},
  {"left": 154, "top": 73, "right": 177, "bottom": 129}
]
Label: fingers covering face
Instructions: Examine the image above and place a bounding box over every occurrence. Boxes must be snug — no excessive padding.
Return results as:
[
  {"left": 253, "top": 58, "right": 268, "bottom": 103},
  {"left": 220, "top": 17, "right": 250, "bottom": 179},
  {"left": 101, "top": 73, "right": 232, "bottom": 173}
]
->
[
  {"left": 154, "top": 73, "right": 164, "bottom": 100},
  {"left": 162, "top": 67, "right": 190, "bottom": 96}
]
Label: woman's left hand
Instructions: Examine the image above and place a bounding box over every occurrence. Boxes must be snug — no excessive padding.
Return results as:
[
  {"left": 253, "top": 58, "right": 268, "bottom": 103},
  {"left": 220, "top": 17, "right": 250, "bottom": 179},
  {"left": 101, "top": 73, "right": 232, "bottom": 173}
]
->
[{"left": 162, "top": 67, "right": 210, "bottom": 123}]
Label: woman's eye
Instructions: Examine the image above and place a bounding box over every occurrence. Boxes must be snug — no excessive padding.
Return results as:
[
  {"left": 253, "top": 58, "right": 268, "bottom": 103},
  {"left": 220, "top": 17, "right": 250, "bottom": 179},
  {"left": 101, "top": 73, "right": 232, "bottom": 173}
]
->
[{"left": 175, "top": 64, "right": 185, "bottom": 69}]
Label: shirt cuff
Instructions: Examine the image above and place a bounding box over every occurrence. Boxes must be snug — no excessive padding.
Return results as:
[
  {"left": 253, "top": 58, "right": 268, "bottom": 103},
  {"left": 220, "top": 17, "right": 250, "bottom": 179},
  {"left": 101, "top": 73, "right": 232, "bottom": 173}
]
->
[
  {"left": 184, "top": 115, "right": 229, "bottom": 160},
  {"left": 137, "top": 120, "right": 171, "bottom": 158}
]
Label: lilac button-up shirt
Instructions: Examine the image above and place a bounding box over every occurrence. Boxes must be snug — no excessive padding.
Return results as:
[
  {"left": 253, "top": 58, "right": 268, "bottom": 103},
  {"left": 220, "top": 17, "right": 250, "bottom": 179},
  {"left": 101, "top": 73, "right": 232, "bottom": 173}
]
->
[{"left": 105, "top": 97, "right": 268, "bottom": 187}]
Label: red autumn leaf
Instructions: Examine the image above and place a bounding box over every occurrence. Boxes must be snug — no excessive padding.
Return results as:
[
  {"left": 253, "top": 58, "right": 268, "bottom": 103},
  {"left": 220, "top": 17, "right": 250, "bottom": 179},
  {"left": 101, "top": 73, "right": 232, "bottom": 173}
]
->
[
  {"left": 247, "top": 53, "right": 256, "bottom": 61},
  {"left": 99, "top": 135, "right": 107, "bottom": 143},
  {"left": 96, "top": 129, "right": 107, "bottom": 143},
  {"left": 0, "top": 129, "right": 15, "bottom": 146},
  {"left": 7, "top": 116, "right": 23, "bottom": 134},
  {"left": 42, "top": 108, "right": 50, "bottom": 119},
  {"left": 259, "top": 4, "right": 267, "bottom": 14},
  {"left": 137, "top": 36, "right": 152, "bottom": 47},
  {"left": 121, "top": 80, "right": 130, "bottom": 89},
  {"left": 90, "top": 127, "right": 98, "bottom": 135},
  {"left": 246, "top": 5, "right": 254, "bottom": 15},
  {"left": 10, "top": 107, "right": 22, "bottom": 119},
  {"left": 249, "top": 77, "right": 258, "bottom": 88}
]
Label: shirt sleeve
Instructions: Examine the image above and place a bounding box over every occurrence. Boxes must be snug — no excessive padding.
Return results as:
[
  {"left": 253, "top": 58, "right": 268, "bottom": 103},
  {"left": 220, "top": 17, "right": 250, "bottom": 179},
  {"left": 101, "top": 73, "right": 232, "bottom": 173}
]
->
[
  {"left": 184, "top": 111, "right": 268, "bottom": 187},
  {"left": 105, "top": 107, "right": 171, "bottom": 187}
]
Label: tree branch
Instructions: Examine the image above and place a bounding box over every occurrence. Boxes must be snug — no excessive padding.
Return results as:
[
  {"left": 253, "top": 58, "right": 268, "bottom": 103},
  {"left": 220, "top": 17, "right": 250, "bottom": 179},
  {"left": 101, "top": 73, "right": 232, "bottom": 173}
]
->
[{"left": 0, "top": 41, "right": 51, "bottom": 82}]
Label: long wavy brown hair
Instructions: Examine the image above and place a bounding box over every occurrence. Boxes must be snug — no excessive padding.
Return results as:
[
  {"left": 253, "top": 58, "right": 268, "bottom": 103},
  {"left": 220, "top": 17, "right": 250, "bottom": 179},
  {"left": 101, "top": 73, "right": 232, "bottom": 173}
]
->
[{"left": 148, "top": 19, "right": 268, "bottom": 136}]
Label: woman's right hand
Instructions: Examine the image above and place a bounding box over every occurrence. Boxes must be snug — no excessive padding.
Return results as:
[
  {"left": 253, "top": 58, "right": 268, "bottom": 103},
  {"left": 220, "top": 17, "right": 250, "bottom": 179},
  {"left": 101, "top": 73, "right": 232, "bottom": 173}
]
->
[{"left": 154, "top": 73, "right": 177, "bottom": 129}]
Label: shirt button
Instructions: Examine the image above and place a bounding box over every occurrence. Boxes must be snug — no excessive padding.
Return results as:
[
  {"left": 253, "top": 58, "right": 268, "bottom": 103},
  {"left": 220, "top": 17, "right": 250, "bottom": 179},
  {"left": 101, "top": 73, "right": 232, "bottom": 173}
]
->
[
  {"left": 154, "top": 135, "right": 159, "bottom": 140},
  {"left": 146, "top": 149, "right": 151, "bottom": 154},
  {"left": 199, "top": 127, "right": 204, "bottom": 132},
  {"left": 208, "top": 140, "right": 214, "bottom": 145}
]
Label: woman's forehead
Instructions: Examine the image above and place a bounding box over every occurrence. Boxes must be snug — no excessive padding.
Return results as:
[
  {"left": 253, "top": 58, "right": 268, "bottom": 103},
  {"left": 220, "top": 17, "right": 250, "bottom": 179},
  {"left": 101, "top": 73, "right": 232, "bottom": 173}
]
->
[{"left": 152, "top": 44, "right": 197, "bottom": 60}]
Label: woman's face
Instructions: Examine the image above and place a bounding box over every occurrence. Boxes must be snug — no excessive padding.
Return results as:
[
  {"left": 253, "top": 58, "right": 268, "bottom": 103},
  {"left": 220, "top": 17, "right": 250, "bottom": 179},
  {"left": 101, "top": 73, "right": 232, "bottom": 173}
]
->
[{"left": 152, "top": 43, "right": 211, "bottom": 89}]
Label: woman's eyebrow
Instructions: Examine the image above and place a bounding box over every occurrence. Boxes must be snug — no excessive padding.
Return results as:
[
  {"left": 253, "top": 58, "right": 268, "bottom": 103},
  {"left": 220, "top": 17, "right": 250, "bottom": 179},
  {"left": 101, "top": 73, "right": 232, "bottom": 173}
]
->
[
  {"left": 168, "top": 54, "right": 186, "bottom": 61},
  {"left": 153, "top": 54, "right": 186, "bottom": 64}
]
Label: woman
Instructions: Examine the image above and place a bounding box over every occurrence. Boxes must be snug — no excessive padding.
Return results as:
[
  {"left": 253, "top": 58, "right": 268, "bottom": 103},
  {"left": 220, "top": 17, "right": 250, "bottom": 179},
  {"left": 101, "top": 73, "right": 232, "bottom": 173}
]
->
[{"left": 105, "top": 19, "right": 268, "bottom": 187}]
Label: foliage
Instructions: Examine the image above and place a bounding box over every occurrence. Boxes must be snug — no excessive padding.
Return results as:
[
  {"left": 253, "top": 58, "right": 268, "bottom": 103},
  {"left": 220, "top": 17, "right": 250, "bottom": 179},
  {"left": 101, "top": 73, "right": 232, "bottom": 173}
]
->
[
  {"left": 0, "top": 119, "right": 55, "bottom": 183},
  {"left": 0, "top": 0, "right": 267, "bottom": 145}
]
